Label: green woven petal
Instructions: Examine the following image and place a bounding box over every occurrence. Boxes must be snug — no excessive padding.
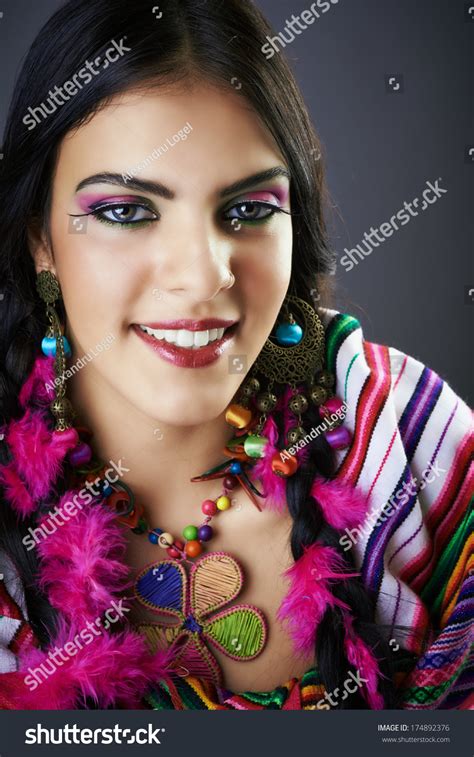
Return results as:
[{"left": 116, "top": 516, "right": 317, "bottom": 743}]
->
[{"left": 204, "top": 604, "right": 267, "bottom": 660}]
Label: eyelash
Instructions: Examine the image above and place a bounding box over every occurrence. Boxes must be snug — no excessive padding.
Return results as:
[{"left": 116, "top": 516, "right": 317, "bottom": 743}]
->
[{"left": 69, "top": 199, "right": 291, "bottom": 231}]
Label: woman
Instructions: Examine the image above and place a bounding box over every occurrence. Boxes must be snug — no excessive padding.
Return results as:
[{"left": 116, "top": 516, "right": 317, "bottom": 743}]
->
[{"left": 0, "top": 0, "right": 472, "bottom": 711}]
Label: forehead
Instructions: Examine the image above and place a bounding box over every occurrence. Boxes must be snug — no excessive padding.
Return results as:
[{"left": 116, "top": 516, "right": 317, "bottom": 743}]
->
[{"left": 54, "top": 83, "right": 285, "bottom": 193}]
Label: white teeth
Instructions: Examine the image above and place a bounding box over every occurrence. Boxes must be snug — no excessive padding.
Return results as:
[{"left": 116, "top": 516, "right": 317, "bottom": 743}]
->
[
  {"left": 139, "top": 325, "right": 229, "bottom": 348},
  {"left": 164, "top": 330, "right": 177, "bottom": 343},
  {"left": 176, "top": 329, "right": 194, "bottom": 348},
  {"left": 194, "top": 330, "right": 210, "bottom": 347}
]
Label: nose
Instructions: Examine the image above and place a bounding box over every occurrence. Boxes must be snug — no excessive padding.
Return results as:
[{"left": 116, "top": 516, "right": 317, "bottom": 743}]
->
[{"left": 155, "top": 221, "right": 234, "bottom": 304}]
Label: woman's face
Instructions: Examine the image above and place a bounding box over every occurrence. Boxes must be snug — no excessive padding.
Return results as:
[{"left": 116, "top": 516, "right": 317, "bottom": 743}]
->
[{"left": 34, "top": 82, "right": 293, "bottom": 426}]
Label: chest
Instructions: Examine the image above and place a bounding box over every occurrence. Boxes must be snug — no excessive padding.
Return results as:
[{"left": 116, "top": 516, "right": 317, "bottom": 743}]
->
[{"left": 124, "top": 512, "right": 315, "bottom": 693}]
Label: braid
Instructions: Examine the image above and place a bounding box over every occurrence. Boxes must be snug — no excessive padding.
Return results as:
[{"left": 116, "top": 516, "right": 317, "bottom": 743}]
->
[{"left": 283, "top": 397, "right": 400, "bottom": 708}]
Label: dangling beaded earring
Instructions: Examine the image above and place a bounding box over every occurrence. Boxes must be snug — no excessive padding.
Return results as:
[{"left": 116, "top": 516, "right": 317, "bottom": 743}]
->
[
  {"left": 224, "top": 293, "right": 352, "bottom": 479},
  {"left": 36, "top": 270, "right": 93, "bottom": 466}
]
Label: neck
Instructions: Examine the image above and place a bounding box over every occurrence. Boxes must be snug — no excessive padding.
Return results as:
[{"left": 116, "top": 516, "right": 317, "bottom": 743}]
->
[{"left": 67, "top": 369, "right": 242, "bottom": 528}]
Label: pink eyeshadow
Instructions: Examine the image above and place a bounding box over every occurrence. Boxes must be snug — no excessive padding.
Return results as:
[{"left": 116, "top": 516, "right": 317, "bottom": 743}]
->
[
  {"left": 243, "top": 187, "right": 289, "bottom": 205},
  {"left": 76, "top": 193, "right": 140, "bottom": 213}
]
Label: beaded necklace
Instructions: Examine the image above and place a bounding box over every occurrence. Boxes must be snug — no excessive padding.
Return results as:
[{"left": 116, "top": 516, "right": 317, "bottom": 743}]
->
[
  {"left": 62, "top": 366, "right": 344, "bottom": 686},
  {"left": 68, "top": 418, "right": 267, "bottom": 562},
  {"left": 66, "top": 421, "right": 272, "bottom": 686}
]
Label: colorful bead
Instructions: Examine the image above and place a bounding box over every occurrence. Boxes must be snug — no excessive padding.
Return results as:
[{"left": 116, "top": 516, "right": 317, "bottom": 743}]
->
[
  {"left": 223, "top": 474, "right": 238, "bottom": 490},
  {"left": 148, "top": 528, "right": 163, "bottom": 545},
  {"left": 275, "top": 322, "right": 303, "bottom": 346},
  {"left": 216, "top": 495, "right": 231, "bottom": 511},
  {"left": 132, "top": 517, "right": 148, "bottom": 535},
  {"left": 41, "top": 335, "right": 72, "bottom": 358},
  {"left": 229, "top": 461, "right": 242, "bottom": 474},
  {"left": 101, "top": 481, "right": 113, "bottom": 497},
  {"left": 243, "top": 434, "right": 267, "bottom": 458},
  {"left": 320, "top": 396, "right": 345, "bottom": 417},
  {"left": 271, "top": 451, "right": 299, "bottom": 477},
  {"left": 107, "top": 490, "right": 132, "bottom": 516},
  {"left": 158, "top": 532, "right": 174, "bottom": 548},
  {"left": 202, "top": 499, "right": 218, "bottom": 516},
  {"left": 183, "top": 524, "right": 198, "bottom": 541},
  {"left": 325, "top": 426, "right": 352, "bottom": 450},
  {"left": 167, "top": 539, "right": 185, "bottom": 558},
  {"left": 223, "top": 441, "right": 248, "bottom": 461},
  {"left": 62, "top": 337, "right": 72, "bottom": 358},
  {"left": 41, "top": 336, "right": 56, "bottom": 357},
  {"left": 53, "top": 427, "right": 78, "bottom": 446},
  {"left": 185, "top": 540, "right": 202, "bottom": 557},
  {"left": 117, "top": 500, "right": 143, "bottom": 529},
  {"left": 68, "top": 441, "right": 92, "bottom": 467},
  {"left": 198, "top": 525, "right": 213, "bottom": 541},
  {"left": 225, "top": 403, "right": 253, "bottom": 429}
]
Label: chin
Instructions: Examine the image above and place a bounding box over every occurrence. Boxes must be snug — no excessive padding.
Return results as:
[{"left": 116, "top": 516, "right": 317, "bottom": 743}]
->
[{"left": 128, "top": 390, "right": 232, "bottom": 428}]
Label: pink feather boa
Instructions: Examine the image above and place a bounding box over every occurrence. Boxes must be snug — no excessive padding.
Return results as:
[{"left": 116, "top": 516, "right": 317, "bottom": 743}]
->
[
  {"left": 343, "top": 616, "right": 385, "bottom": 710},
  {"left": 37, "top": 493, "right": 132, "bottom": 624},
  {"left": 0, "top": 354, "right": 384, "bottom": 708},
  {"left": 277, "top": 542, "right": 385, "bottom": 708},
  {"left": 0, "top": 355, "right": 79, "bottom": 518},
  {"left": 276, "top": 543, "right": 360, "bottom": 655},
  {"left": 0, "top": 410, "right": 78, "bottom": 517},
  {"left": 310, "top": 476, "right": 369, "bottom": 531},
  {"left": 18, "top": 353, "right": 56, "bottom": 407},
  {"left": 250, "top": 414, "right": 287, "bottom": 512},
  {"left": 3, "top": 493, "right": 174, "bottom": 709},
  {"left": 3, "top": 617, "right": 173, "bottom": 709},
  {"left": 0, "top": 352, "right": 176, "bottom": 708}
]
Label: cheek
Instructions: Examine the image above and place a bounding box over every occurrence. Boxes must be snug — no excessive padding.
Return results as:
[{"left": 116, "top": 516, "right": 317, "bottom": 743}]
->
[
  {"left": 237, "top": 225, "right": 293, "bottom": 309},
  {"left": 51, "top": 219, "right": 133, "bottom": 343}
]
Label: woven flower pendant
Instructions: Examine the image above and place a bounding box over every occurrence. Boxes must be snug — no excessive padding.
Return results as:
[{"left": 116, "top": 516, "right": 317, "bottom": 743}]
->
[{"left": 134, "top": 551, "right": 268, "bottom": 686}]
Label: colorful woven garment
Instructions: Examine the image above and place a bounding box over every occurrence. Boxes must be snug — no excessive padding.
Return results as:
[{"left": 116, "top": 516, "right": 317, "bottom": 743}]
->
[
  {"left": 143, "top": 657, "right": 422, "bottom": 710},
  {"left": 145, "top": 667, "right": 325, "bottom": 710},
  {"left": 319, "top": 311, "right": 473, "bottom": 710},
  {"left": 0, "top": 308, "right": 472, "bottom": 710}
]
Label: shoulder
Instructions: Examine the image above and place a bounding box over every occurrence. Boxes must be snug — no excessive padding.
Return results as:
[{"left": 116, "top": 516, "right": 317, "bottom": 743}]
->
[
  {"left": 319, "top": 307, "right": 472, "bottom": 552},
  {"left": 319, "top": 307, "right": 472, "bottom": 453}
]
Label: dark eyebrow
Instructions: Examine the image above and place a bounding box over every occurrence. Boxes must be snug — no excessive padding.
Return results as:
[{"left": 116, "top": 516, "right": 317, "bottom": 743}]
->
[
  {"left": 75, "top": 173, "right": 175, "bottom": 199},
  {"left": 219, "top": 167, "right": 291, "bottom": 198},
  {"left": 74, "top": 166, "right": 290, "bottom": 199}
]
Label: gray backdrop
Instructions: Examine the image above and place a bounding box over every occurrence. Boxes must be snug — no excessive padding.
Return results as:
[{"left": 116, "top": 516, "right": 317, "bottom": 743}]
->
[{"left": 0, "top": 0, "right": 472, "bottom": 403}]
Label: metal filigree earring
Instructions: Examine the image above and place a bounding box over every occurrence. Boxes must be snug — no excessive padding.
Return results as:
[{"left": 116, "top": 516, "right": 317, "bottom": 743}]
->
[
  {"left": 224, "top": 294, "right": 351, "bottom": 478},
  {"left": 36, "top": 271, "right": 93, "bottom": 466},
  {"left": 36, "top": 270, "right": 75, "bottom": 432}
]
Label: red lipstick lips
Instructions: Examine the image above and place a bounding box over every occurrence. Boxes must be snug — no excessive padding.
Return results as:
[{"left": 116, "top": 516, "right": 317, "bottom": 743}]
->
[{"left": 132, "top": 320, "right": 240, "bottom": 368}]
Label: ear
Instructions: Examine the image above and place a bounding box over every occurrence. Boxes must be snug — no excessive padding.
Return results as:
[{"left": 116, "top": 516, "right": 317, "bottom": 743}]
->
[{"left": 27, "top": 218, "right": 57, "bottom": 277}]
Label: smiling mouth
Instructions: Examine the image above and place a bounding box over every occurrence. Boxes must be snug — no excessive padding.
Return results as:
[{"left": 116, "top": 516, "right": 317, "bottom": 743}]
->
[{"left": 137, "top": 323, "right": 239, "bottom": 349}]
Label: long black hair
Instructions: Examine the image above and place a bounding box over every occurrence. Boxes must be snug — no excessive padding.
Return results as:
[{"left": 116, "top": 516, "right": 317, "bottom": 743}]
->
[{"left": 0, "top": 0, "right": 402, "bottom": 707}]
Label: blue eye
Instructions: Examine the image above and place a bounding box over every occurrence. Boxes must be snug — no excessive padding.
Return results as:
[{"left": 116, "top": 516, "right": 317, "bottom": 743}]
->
[
  {"left": 223, "top": 201, "right": 284, "bottom": 224},
  {"left": 92, "top": 203, "right": 158, "bottom": 228}
]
